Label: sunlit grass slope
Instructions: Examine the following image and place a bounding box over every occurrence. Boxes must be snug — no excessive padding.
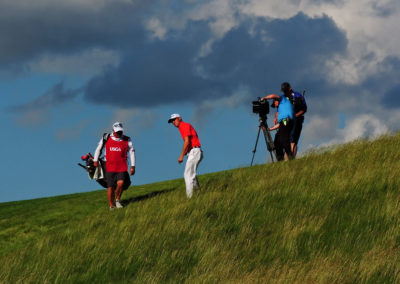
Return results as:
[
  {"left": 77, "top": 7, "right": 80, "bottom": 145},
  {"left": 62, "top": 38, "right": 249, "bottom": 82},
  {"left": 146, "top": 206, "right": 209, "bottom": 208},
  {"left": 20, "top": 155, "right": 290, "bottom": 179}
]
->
[{"left": 1, "top": 134, "right": 400, "bottom": 283}]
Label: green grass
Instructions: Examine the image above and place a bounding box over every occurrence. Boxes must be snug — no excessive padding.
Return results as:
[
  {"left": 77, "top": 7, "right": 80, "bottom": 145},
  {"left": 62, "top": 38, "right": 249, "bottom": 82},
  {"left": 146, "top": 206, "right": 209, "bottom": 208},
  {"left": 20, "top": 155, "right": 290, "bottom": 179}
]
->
[{"left": 1, "top": 134, "right": 400, "bottom": 283}]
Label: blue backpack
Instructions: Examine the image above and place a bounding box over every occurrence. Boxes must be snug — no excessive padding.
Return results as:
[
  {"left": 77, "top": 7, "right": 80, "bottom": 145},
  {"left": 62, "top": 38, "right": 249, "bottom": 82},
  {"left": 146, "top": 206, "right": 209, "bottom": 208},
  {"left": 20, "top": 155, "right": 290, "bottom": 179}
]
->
[{"left": 290, "top": 91, "right": 307, "bottom": 114}]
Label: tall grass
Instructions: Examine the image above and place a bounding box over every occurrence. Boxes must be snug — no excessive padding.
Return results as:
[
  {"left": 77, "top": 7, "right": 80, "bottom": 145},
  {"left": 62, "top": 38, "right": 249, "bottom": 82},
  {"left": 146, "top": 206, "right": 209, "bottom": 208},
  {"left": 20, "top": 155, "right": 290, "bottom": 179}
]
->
[{"left": 1, "top": 134, "right": 400, "bottom": 283}]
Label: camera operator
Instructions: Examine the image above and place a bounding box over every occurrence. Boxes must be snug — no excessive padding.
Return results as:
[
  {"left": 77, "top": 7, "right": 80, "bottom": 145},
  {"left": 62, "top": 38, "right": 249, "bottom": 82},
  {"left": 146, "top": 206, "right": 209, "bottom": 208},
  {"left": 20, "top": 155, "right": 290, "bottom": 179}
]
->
[
  {"left": 272, "top": 82, "right": 308, "bottom": 157},
  {"left": 280, "top": 82, "right": 307, "bottom": 157},
  {"left": 261, "top": 91, "right": 294, "bottom": 161},
  {"left": 263, "top": 82, "right": 307, "bottom": 157}
]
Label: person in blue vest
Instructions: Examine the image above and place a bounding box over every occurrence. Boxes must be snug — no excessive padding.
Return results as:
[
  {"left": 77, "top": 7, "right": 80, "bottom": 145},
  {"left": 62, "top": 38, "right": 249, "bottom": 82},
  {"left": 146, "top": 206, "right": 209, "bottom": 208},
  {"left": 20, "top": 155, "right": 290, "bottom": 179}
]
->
[
  {"left": 280, "top": 82, "right": 307, "bottom": 157},
  {"left": 261, "top": 89, "right": 294, "bottom": 161}
]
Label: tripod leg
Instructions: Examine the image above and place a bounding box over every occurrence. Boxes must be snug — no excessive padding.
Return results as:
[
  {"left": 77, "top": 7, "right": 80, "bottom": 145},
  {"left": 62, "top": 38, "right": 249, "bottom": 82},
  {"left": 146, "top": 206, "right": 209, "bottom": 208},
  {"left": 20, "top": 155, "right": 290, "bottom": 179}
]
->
[
  {"left": 250, "top": 126, "right": 262, "bottom": 166},
  {"left": 260, "top": 122, "right": 276, "bottom": 163},
  {"left": 269, "top": 149, "right": 275, "bottom": 163}
]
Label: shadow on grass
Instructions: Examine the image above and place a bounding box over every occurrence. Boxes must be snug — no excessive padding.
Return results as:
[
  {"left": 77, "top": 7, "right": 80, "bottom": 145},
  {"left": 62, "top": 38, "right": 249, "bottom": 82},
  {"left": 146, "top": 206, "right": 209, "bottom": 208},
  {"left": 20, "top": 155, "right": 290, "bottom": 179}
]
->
[{"left": 121, "top": 188, "right": 177, "bottom": 207}]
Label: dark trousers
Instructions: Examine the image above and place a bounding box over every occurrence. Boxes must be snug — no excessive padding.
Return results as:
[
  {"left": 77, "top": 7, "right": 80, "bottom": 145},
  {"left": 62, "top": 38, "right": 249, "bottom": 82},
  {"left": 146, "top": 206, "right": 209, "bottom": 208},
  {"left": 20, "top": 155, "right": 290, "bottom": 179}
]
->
[
  {"left": 274, "top": 120, "right": 294, "bottom": 161},
  {"left": 290, "top": 116, "right": 304, "bottom": 144}
]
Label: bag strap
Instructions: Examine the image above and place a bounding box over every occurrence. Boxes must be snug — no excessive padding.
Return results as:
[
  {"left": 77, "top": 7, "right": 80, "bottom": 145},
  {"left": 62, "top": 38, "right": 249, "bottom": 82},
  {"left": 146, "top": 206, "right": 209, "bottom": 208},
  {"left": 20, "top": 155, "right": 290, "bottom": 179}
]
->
[{"left": 99, "top": 133, "right": 110, "bottom": 156}]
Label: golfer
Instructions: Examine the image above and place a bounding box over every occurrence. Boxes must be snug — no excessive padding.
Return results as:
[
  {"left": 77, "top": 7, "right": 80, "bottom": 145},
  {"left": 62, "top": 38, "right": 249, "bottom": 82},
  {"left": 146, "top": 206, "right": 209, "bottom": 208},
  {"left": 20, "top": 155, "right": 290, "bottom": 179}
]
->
[
  {"left": 93, "top": 122, "right": 135, "bottom": 210},
  {"left": 168, "top": 114, "right": 203, "bottom": 198}
]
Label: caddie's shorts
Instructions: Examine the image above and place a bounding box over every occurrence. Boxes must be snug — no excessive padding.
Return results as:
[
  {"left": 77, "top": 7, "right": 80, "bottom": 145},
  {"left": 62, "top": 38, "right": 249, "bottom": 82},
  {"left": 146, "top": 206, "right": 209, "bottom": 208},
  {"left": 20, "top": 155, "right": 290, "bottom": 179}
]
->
[
  {"left": 106, "top": 171, "right": 131, "bottom": 190},
  {"left": 290, "top": 116, "right": 304, "bottom": 144}
]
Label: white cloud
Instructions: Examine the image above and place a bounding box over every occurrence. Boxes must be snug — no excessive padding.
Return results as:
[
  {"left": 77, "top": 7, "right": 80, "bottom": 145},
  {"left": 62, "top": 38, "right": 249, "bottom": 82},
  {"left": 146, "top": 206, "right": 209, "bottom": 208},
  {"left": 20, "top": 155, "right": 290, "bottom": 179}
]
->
[
  {"left": 144, "top": 0, "right": 399, "bottom": 87},
  {"left": 340, "top": 114, "right": 388, "bottom": 142},
  {"left": 237, "top": 0, "right": 400, "bottom": 85},
  {"left": 186, "top": 0, "right": 237, "bottom": 37},
  {"left": 2, "top": 0, "right": 135, "bottom": 12},
  {"left": 239, "top": 0, "right": 400, "bottom": 56},
  {"left": 28, "top": 48, "right": 120, "bottom": 76},
  {"left": 14, "top": 109, "right": 50, "bottom": 127},
  {"left": 386, "top": 110, "right": 400, "bottom": 132},
  {"left": 194, "top": 0, "right": 238, "bottom": 58},
  {"left": 6, "top": 0, "right": 400, "bottom": 147},
  {"left": 0, "top": 0, "right": 149, "bottom": 75},
  {"left": 110, "top": 108, "right": 160, "bottom": 135},
  {"left": 303, "top": 115, "right": 338, "bottom": 141},
  {"left": 145, "top": 17, "right": 167, "bottom": 40},
  {"left": 238, "top": 0, "right": 300, "bottom": 20},
  {"left": 192, "top": 85, "right": 250, "bottom": 125},
  {"left": 55, "top": 120, "right": 89, "bottom": 141},
  {"left": 302, "top": 113, "right": 389, "bottom": 151},
  {"left": 324, "top": 55, "right": 373, "bottom": 85}
]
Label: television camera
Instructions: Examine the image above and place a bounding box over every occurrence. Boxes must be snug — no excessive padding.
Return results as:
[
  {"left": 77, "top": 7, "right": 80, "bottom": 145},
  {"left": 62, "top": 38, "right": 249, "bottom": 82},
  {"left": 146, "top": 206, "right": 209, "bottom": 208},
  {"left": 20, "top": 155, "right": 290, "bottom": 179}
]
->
[{"left": 250, "top": 97, "right": 277, "bottom": 165}]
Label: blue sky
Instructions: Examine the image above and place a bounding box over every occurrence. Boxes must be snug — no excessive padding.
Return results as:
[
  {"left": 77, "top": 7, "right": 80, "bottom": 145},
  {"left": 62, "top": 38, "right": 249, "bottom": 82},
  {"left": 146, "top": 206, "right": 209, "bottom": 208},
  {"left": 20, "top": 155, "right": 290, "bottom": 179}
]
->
[{"left": 1, "top": 0, "right": 400, "bottom": 203}]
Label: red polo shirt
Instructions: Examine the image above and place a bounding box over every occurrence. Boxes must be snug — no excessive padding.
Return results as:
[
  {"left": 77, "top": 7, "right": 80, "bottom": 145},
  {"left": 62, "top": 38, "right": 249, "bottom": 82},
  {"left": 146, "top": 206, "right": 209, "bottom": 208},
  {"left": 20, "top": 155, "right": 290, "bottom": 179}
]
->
[{"left": 178, "top": 121, "right": 201, "bottom": 150}]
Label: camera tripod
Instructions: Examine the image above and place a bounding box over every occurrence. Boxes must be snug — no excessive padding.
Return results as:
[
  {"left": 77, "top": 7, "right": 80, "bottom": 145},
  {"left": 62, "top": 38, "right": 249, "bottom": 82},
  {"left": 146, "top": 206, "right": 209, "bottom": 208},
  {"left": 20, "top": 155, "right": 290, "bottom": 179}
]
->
[{"left": 250, "top": 116, "right": 276, "bottom": 166}]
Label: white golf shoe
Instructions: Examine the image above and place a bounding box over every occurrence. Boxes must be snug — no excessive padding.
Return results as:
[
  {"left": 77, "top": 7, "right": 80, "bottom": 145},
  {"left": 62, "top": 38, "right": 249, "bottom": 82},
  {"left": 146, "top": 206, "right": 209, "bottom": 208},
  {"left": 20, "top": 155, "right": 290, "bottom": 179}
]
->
[{"left": 116, "top": 200, "right": 123, "bottom": 208}]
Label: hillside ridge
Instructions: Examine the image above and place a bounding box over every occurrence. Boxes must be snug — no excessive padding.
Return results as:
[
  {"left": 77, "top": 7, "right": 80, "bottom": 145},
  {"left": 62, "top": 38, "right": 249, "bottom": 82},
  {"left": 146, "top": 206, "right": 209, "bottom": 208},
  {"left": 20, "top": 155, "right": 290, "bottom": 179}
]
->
[{"left": 1, "top": 134, "right": 400, "bottom": 283}]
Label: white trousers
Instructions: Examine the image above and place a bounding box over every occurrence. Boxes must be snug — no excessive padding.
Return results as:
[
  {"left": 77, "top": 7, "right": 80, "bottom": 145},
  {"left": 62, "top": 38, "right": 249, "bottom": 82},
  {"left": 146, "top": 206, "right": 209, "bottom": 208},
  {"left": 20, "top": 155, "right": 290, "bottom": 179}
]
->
[{"left": 184, "top": 148, "right": 203, "bottom": 198}]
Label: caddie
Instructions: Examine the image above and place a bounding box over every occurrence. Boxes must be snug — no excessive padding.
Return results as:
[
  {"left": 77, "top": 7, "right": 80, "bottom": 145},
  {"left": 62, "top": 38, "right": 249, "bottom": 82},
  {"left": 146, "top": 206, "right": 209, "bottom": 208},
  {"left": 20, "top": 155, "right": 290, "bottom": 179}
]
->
[
  {"left": 168, "top": 114, "right": 203, "bottom": 198},
  {"left": 93, "top": 122, "right": 135, "bottom": 210}
]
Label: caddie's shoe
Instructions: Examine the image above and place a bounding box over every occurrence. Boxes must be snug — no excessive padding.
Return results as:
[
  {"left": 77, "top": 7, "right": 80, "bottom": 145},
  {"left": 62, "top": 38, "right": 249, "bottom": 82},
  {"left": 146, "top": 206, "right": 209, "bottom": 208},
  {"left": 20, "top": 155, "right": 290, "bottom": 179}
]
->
[
  {"left": 109, "top": 206, "right": 116, "bottom": 211},
  {"left": 116, "top": 200, "right": 123, "bottom": 208}
]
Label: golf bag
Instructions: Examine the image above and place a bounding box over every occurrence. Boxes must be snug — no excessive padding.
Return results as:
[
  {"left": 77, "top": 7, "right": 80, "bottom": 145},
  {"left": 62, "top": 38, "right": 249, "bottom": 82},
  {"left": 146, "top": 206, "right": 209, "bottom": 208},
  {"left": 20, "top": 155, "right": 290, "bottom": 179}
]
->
[{"left": 78, "top": 153, "right": 108, "bottom": 188}]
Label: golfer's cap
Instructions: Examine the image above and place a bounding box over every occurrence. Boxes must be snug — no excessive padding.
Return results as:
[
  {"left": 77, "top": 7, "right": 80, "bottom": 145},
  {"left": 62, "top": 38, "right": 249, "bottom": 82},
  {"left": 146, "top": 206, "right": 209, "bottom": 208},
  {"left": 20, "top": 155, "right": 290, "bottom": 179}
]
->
[
  {"left": 168, "top": 113, "right": 181, "bottom": 123},
  {"left": 112, "top": 121, "right": 124, "bottom": 132}
]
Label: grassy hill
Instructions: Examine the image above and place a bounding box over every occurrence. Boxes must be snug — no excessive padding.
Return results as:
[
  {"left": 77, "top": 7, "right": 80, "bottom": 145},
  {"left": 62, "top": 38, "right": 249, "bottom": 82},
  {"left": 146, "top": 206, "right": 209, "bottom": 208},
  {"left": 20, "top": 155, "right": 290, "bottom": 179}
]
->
[{"left": 1, "top": 134, "right": 400, "bottom": 283}]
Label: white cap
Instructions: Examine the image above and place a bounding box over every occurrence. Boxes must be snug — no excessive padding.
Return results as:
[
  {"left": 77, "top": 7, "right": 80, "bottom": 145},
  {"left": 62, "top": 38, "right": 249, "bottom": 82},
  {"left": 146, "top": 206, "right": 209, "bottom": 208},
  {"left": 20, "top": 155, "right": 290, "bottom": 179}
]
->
[
  {"left": 112, "top": 121, "right": 124, "bottom": 132},
  {"left": 168, "top": 113, "right": 181, "bottom": 123}
]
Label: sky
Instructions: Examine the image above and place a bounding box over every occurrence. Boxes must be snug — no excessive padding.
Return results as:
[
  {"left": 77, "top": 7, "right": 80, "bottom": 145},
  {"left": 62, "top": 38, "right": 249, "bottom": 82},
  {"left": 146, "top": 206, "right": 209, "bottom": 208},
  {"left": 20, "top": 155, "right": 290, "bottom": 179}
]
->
[{"left": 1, "top": 0, "right": 399, "bottom": 203}]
